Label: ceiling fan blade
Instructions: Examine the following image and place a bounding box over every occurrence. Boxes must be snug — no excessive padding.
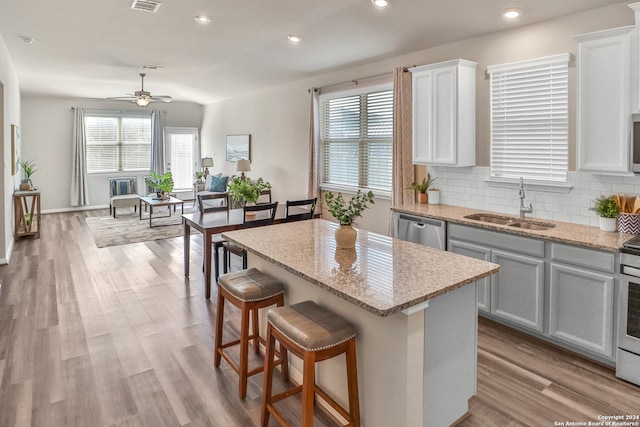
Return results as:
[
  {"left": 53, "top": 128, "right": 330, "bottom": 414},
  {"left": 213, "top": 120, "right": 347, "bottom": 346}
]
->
[
  {"left": 150, "top": 96, "right": 172, "bottom": 103},
  {"left": 106, "top": 96, "right": 137, "bottom": 101}
]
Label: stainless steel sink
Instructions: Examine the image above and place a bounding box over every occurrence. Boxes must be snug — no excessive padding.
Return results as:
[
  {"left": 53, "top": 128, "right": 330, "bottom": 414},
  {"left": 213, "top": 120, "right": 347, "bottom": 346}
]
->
[
  {"left": 508, "top": 220, "right": 556, "bottom": 231},
  {"left": 463, "top": 213, "right": 515, "bottom": 225},
  {"left": 463, "top": 213, "right": 556, "bottom": 231}
]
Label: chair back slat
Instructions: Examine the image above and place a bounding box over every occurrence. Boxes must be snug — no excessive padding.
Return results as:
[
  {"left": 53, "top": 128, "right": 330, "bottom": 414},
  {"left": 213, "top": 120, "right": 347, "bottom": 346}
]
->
[
  {"left": 285, "top": 198, "right": 317, "bottom": 222},
  {"left": 243, "top": 202, "right": 278, "bottom": 228},
  {"left": 198, "top": 193, "right": 230, "bottom": 213}
]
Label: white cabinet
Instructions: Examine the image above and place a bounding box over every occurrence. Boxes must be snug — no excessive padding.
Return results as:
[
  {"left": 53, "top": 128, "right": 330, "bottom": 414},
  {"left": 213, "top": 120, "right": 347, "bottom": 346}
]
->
[
  {"left": 549, "top": 244, "right": 616, "bottom": 358},
  {"left": 410, "top": 59, "right": 477, "bottom": 166},
  {"left": 575, "top": 26, "right": 634, "bottom": 174},
  {"left": 448, "top": 239, "right": 492, "bottom": 313}
]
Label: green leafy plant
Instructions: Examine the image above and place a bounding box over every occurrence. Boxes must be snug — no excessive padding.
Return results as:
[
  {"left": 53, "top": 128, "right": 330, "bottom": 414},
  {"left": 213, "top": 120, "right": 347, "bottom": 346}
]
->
[
  {"left": 19, "top": 159, "right": 38, "bottom": 180},
  {"left": 324, "top": 190, "right": 375, "bottom": 226},
  {"left": 590, "top": 195, "right": 620, "bottom": 218},
  {"left": 145, "top": 171, "right": 174, "bottom": 195},
  {"left": 409, "top": 173, "right": 437, "bottom": 194},
  {"left": 194, "top": 171, "right": 204, "bottom": 183},
  {"left": 228, "top": 177, "right": 271, "bottom": 204}
]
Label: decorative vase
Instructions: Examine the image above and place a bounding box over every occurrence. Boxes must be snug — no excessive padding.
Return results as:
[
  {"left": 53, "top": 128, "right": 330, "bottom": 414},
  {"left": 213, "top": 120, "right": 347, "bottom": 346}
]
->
[
  {"left": 418, "top": 192, "right": 428, "bottom": 204},
  {"left": 335, "top": 225, "right": 357, "bottom": 249},
  {"left": 599, "top": 217, "right": 617, "bottom": 232},
  {"left": 20, "top": 179, "right": 32, "bottom": 191},
  {"left": 245, "top": 201, "right": 257, "bottom": 217},
  {"left": 428, "top": 189, "right": 440, "bottom": 205}
]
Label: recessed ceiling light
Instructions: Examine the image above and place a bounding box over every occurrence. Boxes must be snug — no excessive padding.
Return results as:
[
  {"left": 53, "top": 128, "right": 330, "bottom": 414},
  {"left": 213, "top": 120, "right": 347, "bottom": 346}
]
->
[
  {"left": 194, "top": 15, "right": 211, "bottom": 24},
  {"left": 503, "top": 9, "right": 521, "bottom": 20},
  {"left": 288, "top": 34, "right": 302, "bottom": 45},
  {"left": 371, "top": 0, "right": 389, "bottom": 8}
]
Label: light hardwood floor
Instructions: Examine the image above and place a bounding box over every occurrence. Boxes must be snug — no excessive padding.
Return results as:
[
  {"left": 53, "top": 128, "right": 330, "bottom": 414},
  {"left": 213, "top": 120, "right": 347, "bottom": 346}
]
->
[{"left": 0, "top": 211, "right": 639, "bottom": 426}]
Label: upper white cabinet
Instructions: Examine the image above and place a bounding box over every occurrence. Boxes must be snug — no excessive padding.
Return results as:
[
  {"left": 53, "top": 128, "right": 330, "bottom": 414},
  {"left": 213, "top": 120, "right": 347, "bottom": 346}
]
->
[
  {"left": 575, "top": 26, "right": 634, "bottom": 174},
  {"left": 410, "top": 59, "right": 477, "bottom": 166}
]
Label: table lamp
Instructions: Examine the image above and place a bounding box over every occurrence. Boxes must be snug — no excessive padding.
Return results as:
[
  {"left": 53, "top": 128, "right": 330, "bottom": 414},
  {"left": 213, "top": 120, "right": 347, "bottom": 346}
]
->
[
  {"left": 236, "top": 159, "right": 251, "bottom": 179},
  {"left": 202, "top": 157, "right": 214, "bottom": 178}
]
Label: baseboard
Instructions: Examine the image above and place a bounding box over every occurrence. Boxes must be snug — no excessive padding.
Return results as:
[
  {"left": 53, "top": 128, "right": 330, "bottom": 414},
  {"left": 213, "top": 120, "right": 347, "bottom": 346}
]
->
[
  {"left": 1, "top": 238, "right": 15, "bottom": 265},
  {"left": 42, "top": 205, "right": 109, "bottom": 214}
]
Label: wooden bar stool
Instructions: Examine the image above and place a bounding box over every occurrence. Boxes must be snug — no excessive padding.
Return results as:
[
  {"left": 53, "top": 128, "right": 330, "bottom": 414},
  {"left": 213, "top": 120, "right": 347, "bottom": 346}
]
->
[
  {"left": 261, "top": 300, "right": 360, "bottom": 427},
  {"left": 215, "top": 268, "right": 288, "bottom": 399}
]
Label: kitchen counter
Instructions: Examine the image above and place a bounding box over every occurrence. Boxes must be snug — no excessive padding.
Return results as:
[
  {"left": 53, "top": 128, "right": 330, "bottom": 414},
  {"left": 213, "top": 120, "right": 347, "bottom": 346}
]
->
[
  {"left": 222, "top": 219, "right": 500, "bottom": 427},
  {"left": 393, "top": 203, "right": 635, "bottom": 252},
  {"left": 222, "top": 218, "right": 499, "bottom": 316}
]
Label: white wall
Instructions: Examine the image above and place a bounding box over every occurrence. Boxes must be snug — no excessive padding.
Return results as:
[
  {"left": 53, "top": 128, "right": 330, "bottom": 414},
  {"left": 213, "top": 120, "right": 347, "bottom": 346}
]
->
[
  {"left": 0, "top": 33, "right": 21, "bottom": 264},
  {"left": 201, "top": 2, "right": 634, "bottom": 235},
  {"left": 20, "top": 96, "right": 204, "bottom": 211}
]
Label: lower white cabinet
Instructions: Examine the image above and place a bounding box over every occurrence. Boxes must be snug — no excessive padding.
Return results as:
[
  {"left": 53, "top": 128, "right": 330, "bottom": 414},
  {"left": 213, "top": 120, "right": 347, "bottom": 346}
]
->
[
  {"left": 447, "top": 223, "right": 618, "bottom": 363},
  {"left": 491, "top": 250, "right": 545, "bottom": 333},
  {"left": 548, "top": 244, "right": 616, "bottom": 359}
]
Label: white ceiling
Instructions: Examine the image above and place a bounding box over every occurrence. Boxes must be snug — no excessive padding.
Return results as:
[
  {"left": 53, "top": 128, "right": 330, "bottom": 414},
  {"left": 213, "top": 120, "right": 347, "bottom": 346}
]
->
[{"left": 0, "top": 0, "right": 631, "bottom": 105}]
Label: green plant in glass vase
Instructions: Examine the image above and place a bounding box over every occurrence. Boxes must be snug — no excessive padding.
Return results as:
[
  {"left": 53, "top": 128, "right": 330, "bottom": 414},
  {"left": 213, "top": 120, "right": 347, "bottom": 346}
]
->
[
  {"left": 19, "top": 159, "right": 38, "bottom": 190},
  {"left": 228, "top": 177, "right": 271, "bottom": 205},
  {"left": 145, "top": 171, "right": 174, "bottom": 200}
]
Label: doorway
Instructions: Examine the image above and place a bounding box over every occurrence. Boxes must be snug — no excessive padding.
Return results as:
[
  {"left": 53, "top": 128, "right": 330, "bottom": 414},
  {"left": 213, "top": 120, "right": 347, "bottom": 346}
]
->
[{"left": 165, "top": 127, "right": 199, "bottom": 191}]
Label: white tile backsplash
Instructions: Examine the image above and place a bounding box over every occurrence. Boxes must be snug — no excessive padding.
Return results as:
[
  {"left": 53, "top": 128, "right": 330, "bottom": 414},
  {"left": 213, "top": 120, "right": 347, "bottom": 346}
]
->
[{"left": 428, "top": 166, "right": 640, "bottom": 228}]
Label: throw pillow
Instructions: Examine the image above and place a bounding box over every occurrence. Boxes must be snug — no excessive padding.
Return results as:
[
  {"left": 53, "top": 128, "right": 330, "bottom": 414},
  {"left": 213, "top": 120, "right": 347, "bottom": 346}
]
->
[{"left": 209, "top": 175, "right": 228, "bottom": 192}]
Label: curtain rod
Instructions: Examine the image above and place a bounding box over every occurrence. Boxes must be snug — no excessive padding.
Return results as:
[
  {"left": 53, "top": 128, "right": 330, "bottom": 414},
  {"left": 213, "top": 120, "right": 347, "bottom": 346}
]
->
[{"left": 308, "top": 71, "right": 393, "bottom": 93}]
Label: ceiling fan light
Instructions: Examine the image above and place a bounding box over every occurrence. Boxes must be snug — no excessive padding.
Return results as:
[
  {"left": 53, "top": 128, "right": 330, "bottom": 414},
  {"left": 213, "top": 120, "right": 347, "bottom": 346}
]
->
[
  {"left": 194, "top": 15, "right": 211, "bottom": 24},
  {"left": 287, "top": 34, "right": 302, "bottom": 45},
  {"left": 135, "top": 97, "right": 151, "bottom": 107}
]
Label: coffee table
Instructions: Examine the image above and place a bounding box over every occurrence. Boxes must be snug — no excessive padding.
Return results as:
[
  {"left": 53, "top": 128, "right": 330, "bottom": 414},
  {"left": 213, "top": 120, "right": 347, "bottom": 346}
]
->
[{"left": 139, "top": 196, "right": 184, "bottom": 228}]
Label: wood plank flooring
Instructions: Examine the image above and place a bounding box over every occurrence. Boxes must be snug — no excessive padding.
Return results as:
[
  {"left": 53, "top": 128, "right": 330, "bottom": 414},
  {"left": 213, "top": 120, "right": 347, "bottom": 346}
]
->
[{"left": 1, "top": 210, "right": 639, "bottom": 426}]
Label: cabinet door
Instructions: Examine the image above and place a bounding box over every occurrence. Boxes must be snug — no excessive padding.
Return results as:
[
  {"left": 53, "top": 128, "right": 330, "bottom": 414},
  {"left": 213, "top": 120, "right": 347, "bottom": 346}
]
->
[
  {"left": 412, "top": 70, "right": 433, "bottom": 164},
  {"left": 549, "top": 263, "right": 614, "bottom": 358},
  {"left": 491, "top": 250, "right": 545, "bottom": 333},
  {"left": 431, "top": 65, "right": 457, "bottom": 165},
  {"left": 448, "top": 239, "right": 491, "bottom": 313},
  {"left": 576, "top": 26, "right": 632, "bottom": 174}
]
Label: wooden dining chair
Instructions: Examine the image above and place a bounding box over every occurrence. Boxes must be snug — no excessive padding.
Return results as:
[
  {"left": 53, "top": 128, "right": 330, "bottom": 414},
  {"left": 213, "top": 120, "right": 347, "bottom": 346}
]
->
[
  {"left": 256, "top": 189, "right": 272, "bottom": 204},
  {"left": 285, "top": 197, "right": 317, "bottom": 222},
  {"left": 198, "top": 193, "right": 231, "bottom": 281},
  {"left": 222, "top": 202, "right": 279, "bottom": 273}
]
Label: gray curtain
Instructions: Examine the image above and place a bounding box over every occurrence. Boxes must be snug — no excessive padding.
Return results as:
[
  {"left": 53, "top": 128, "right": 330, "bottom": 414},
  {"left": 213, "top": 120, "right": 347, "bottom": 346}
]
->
[
  {"left": 70, "top": 107, "right": 89, "bottom": 206},
  {"left": 150, "top": 109, "right": 166, "bottom": 174},
  {"left": 307, "top": 88, "right": 320, "bottom": 199}
]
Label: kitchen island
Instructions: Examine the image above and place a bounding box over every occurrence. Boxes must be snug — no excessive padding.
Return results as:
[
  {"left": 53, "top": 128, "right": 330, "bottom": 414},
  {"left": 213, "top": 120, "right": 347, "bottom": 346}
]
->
[{"left": 222, "top": 219, "right": 499, "bottom": 427}]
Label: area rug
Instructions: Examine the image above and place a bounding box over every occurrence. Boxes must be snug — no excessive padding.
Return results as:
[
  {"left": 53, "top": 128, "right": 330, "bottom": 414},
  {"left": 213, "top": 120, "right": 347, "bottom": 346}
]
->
[{"left": 85, "top": 205, "right": 198, "bottom": 248}]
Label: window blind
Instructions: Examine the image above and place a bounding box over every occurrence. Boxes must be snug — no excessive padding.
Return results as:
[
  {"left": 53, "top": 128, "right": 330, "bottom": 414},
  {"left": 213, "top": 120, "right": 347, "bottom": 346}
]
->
[
  {"left": 488, "top": 53, "right": 569, "bottom": 183},
  {"left": 85, "top": 112, "right": 151, "bottom": 173},
  {"left": 320, "top": 88, "right": 393, "bottom": 193}
]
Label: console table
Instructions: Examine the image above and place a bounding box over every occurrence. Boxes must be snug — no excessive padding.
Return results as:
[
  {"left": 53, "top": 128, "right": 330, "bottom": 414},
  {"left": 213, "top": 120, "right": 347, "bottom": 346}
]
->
[{"left": 14, "top": 190, "right": 41, "bottom": 240}]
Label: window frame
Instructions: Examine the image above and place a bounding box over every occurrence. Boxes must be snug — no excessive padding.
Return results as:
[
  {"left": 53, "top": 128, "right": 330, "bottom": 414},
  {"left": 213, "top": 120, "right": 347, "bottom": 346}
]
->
[
  {"left": 319, "top": 82, "right": 393, "bottom": 198},
  {"left": 487, "top": 53, "right": 570, "bottom": 185},
  {"left": 84, "top": 109, "right": 152, "bottom": 175}
]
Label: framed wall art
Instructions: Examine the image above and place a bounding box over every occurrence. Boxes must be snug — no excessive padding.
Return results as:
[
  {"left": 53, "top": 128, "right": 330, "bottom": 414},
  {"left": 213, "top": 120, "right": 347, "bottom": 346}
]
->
[
  {"left": 11, "top": 124, "right": 20, "bottom": 176},
  {"left": 226, "top": 134, "right": 250, "bottom": 161}
]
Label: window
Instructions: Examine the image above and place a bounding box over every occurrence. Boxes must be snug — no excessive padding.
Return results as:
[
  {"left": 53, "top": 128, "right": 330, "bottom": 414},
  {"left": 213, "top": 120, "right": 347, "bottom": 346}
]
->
[
  {"left": 488, "top": 53, "right": 569, "bottom": 183},
  {"left": 320, "top": 86, "right": 393, "bottom": 194},
  {"left": 85, "top": 110, "right": 151, "bottom": 173},
  {"left": 166, "top": 127, "right": 199, "bottom": 190}
]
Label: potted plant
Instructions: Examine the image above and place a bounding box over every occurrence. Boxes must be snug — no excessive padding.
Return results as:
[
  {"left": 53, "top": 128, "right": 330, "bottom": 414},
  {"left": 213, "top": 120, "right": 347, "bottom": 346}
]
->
[
  {"left": 194, "top": 171, "right": 205, "bottom": 184},
  {"left": 410, "top": 173, "right": 437, "bottom": 204},
  {"left": 324, "top": 190, "right": 375, "bottom": 248},
  {"left": 145, "top": 171, "right": 174, "bottom": 200},
  {"left": 228, "top": 176, "right": 271, "bottom": 205},
  {"left": 590, "top": 195, "right": 620, "bottom": 232},
  {"left": 19, "top": 159, "right": 38, "bottom": 191}
]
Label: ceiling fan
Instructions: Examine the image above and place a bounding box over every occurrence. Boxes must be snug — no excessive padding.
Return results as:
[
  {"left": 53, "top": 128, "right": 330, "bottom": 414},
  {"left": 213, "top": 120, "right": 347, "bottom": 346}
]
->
[{"left": 108, "top": 73, "right": 172, "bottom": 107}]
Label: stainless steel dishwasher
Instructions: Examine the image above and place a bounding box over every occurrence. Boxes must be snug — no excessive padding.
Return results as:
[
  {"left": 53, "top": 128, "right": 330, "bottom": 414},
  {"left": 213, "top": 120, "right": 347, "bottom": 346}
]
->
[{"left": 394, "top": 213, "right": 446, "bottom": 250}]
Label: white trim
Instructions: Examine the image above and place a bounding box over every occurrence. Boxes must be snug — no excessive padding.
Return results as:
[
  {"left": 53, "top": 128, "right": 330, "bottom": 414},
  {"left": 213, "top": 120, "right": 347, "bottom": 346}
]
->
[
  {"left": 485, "top": 177, "right": 573, "bottom": 194},
  {"left": 319, "top": 81, "right": 392, "bottom": 100},
  {"left": 486, "top": 52, "right": 571, "bottom": 74}
]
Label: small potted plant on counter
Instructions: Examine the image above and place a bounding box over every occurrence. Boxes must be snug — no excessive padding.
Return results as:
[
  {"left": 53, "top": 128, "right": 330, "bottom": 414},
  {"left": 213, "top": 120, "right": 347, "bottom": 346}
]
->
[
  {"left": 410, "top": 173, "right": 437, "bottom": 204},
  {"left": 324, "top": 190, "right": 375, "bottom": 248},
  {"left": 591, "top": 195, "right": 620, "bottom": 232}
]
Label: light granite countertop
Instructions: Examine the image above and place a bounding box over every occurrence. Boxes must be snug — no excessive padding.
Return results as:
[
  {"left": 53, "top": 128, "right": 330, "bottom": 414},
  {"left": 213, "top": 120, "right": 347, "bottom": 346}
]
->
[
  {"left": 222, "top": 219, "right": 500, "bottom": 316},
  {"left": 393, "top": 204, "right": 637, "bottom": 253}
]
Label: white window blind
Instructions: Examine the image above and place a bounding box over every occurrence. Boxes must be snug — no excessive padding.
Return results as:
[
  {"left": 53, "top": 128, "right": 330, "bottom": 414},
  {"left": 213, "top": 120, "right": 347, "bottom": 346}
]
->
[
  {"left": 320, "top": 88, "right": 393, "bottom": 193},
  {"left": 85, "top": 111, "right": 151, "bottom": 173},
  {"left": 488, "top": 53, "right": 569, "bottom": 183}
]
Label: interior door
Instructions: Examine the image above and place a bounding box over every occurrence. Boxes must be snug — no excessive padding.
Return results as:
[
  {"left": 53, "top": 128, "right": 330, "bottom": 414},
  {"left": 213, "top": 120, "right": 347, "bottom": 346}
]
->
[{"left": 165, "top": 127, "right": 199, "bottom": 191}]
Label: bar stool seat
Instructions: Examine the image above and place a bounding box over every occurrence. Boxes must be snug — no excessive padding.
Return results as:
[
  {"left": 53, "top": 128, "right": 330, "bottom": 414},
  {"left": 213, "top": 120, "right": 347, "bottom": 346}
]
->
[
  {"left": 215, "top": 268, "right": 288, "bottom": 399},
  {"left": 261, "top": 300, "right": 360, "bottom": 427}
]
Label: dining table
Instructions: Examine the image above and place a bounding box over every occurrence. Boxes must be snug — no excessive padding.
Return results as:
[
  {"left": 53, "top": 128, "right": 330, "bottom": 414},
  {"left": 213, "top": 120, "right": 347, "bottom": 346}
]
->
[{"left": 182, "top": 204, "right": 315, "bottom": 298}]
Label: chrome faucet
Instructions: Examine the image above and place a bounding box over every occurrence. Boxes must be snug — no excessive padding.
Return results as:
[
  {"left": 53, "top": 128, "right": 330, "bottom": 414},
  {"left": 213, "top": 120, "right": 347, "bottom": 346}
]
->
[{"left": 519, "top": 177, "right": 533, "bottom": 218}]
